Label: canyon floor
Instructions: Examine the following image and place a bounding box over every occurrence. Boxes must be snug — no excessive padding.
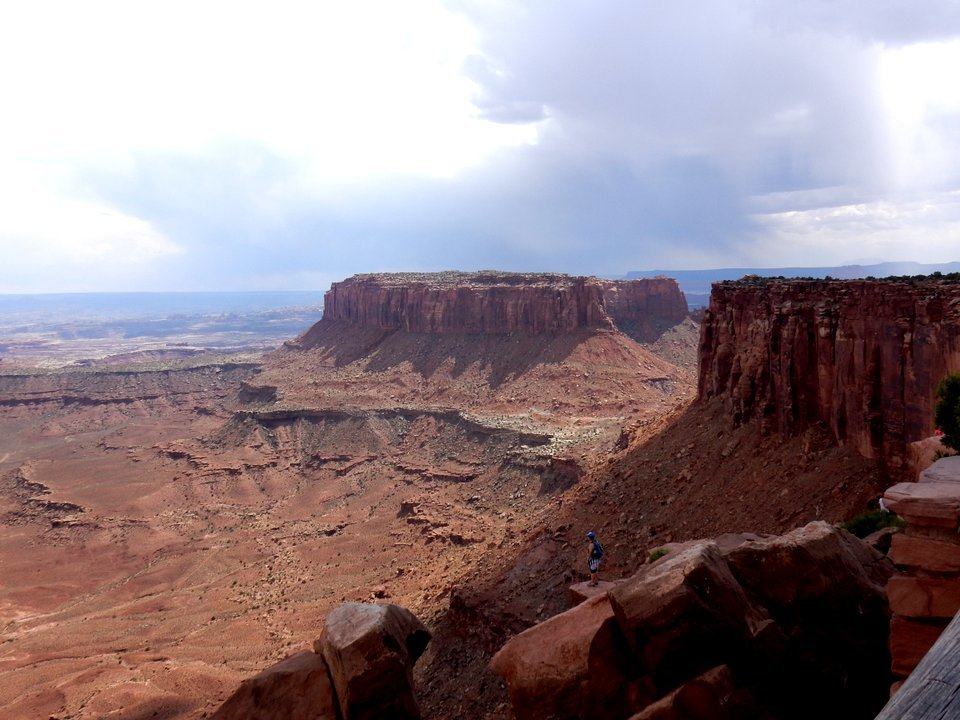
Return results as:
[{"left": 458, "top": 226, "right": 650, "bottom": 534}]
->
[{"left": 0, "top": 316, "right": 703, "bottom": 720}]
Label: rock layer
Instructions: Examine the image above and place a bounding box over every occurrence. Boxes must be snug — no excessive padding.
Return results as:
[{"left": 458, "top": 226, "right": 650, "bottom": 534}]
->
[
  {"left": 883, "top": 456, "right": 960, "bottom": 680},
  {"left": 698, "top": 278, "right": 960, "bottom": 472},
  {"left": 319, "top": 272, "right": 687, "bottom": 337}
]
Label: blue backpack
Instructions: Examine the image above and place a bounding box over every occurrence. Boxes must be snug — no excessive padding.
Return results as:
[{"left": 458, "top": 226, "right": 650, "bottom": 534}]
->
[{"left": 590, "top": 539, "right": 604, "bottom": 559}]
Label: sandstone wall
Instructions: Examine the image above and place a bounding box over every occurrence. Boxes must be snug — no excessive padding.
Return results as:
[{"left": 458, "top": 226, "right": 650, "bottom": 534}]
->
[
  {"left": 698, "top": 279, "right": 960, "bottom": 471},
  {"left": 599, "top": 278, "right": 689, "bottom": 342},
  {"left": 321, "top": 272, "right": 687, "bottom": 336},
  {"left": 883, "top": 457, "right": 960, "bottom": 681}
]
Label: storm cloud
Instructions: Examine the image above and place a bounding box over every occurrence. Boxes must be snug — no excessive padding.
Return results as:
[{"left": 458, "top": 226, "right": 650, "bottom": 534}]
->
[{"left": 3, "top": 0, "right": 960, "bottom": 291}]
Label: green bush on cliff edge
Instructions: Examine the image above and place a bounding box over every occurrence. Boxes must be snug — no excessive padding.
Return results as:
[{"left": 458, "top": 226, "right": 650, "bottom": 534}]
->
[
  {"left": 841, "top": 510, "right": 904, "bottom": 538},
  {"left": 935, "top": 373, "right": 960, "bottom": 452}
]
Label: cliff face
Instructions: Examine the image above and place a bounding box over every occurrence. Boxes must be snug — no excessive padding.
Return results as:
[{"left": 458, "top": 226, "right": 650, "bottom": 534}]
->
[
  {"left": 600, "top": 278, "right": 689, "bottom": 342},
  {"left": 320, "top": 272, "right": 687, "bottom": 336},
  {"left": 698, "top": 278, "right": 960, "bottom": 471}
]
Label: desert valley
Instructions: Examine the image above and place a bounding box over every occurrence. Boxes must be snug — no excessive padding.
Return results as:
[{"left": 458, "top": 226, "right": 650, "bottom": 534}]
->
[{"left": 1, "top": 270, "right": 959, "bottom": 719}]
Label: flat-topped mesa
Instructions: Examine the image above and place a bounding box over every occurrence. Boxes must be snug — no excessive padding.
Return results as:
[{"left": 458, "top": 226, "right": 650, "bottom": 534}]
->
[
  {"left": 698, "top": 276, "right": 960, "bottom": 472},
  {"left": 321, "top": 271, "right": 687, "bottom": 336}
]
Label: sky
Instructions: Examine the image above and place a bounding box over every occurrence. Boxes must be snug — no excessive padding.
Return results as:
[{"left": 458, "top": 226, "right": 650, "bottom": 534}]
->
[{"left": 2, "top": 0, "right": 960, "bottom": 292}]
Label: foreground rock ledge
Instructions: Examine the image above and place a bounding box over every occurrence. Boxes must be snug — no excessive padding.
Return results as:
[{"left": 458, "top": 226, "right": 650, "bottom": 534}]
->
[
  {"left": 213, "top": 602, "right": 430, "bottom": 720},
  {"left": 491, "top": 521, "right": 892, "bottom": 720}
]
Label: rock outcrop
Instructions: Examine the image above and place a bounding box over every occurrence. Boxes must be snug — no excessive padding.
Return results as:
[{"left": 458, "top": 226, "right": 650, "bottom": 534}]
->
[
  {"left": 317, "top": 272, "right": 687, "bottom": 337},
  {"left": 211, "top": 651, "right": 338, "bottom": 720},
  {"left": 213, "top": 602, "right": 430, "bottom": 720},
  {"left": 316, "top": 603, "right": 431, "bottom": 720},
  {"left": 884, "top": 456, "right": 960, "bottom": 680},
  {"left": 491, "top": 522, "right": 893, "bottom": 720},
  {"left": 698, "top": 277, "right": 960, "bottom": 472}
]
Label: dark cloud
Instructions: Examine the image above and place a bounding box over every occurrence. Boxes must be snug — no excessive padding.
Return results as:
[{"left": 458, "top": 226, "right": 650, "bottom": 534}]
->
[{"left": 82, "top": 1, "right": 960, "bottom": 288}]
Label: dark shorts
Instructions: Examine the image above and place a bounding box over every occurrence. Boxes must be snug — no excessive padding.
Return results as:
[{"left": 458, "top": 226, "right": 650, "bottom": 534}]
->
[{"left": 589, "top": 557, "right": 602, "bottom": 573}]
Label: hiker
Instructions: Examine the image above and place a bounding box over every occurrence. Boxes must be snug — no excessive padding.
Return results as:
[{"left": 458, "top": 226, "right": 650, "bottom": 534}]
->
[{"left": 586, "top": 531, "right": 604, "bottom": 586}]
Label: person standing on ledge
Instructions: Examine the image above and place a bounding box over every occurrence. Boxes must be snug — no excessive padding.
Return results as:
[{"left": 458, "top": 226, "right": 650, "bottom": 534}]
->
[{"left": 586, "top": 531, "right": 604, "bottom": 586}]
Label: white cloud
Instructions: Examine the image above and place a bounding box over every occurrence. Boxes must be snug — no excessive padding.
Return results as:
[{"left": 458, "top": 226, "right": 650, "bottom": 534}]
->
[
  {"left": 3, "top": 0, "right": 960, "bottom": 290},
  {"left": 0, "top": 0, "right": 537, "bottom": 182},
  {"left": 747, "top": 191, "right": 960, "bottom": 265},
  {"left": 0, "top": 168, "right": 181, "bottom": 292}
]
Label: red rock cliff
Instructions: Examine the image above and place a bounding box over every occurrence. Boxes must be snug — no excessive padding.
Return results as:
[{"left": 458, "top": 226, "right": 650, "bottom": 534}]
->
[
  {"left": 600, "top": 278, "right": 689, "bottom": 342},
  {"left": 321, "top": 272, "right": 687, "bottom": 336},
  {"left": 698, "top": 278, "right": 960, "bottom": 471}
]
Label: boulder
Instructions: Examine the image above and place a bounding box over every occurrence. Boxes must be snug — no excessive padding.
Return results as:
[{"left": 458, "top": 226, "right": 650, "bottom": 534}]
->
[
  {"left": 489, "top": 593, "right": 640, "bottom": 720},
  {"left": 647, "top": 533, "right": 767, "bottom": 566},
  {"left": 918, "top": 456, "right": 960, "bottom": 483},
  {"left": 724, "top": 522, "right": 892, "bottom": 717},
  {"left": 608, "top": 543, "right": 773, "bottom": 691},
  {"left": 494, "top": 522, "right": 895, "bottom": 720},
  {"left": 908, "top": 436, "right": 951, "bottom": 478},
  {"left": 626, "top": 665, "right": 760, "bottom": 720},
  {"left": 315, "top": 603, "right": 431, "bottom": 720},
  {"left": 887, "top": 576, "right": 960, "bottom": 619},
  {"left": 724, "top": 522, "right": 892, "bottom": 610},
  {"left": 211, "top": 650, "right": 338, "bottom": 720},
  {"left": 863, "top": 526, "right": 898, "bottom": 554},
  {"left": 882, "top": 481, "right": 960, "bottom": 528},
  {"left": 889, "top": 533, "right": 960, "bottom": 573},
  {"left": 569, "top": 580, "right": 618, "bottom": 605}
]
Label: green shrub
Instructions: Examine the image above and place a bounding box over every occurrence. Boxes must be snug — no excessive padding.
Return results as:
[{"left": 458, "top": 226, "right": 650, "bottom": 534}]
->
[
  {"left": 648, "top": 548, "right": 668, "bottom": 563},
  {"left": 841, "top": 510, "right": 905, "bottom": 539},
  {"left": 935, "top": 374, "right": 960, "bottom": 452}
]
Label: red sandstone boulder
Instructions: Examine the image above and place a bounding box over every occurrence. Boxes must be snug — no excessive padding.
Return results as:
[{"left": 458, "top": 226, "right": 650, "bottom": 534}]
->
[
  {"left": 609, "top": 543, "right": 773, "bottom": 691},
  {"left": 489, "top": 593, "right": 640, "bottom": 720},
  {"left": 888, "top": 576, "right": 960, "bottom": 618},
  {"left": 863, "top": 526, "right": 899, "bottom": 554},
  {"left": 494, "top": 522, "right": 893, "bottom": 720},
  {"left": 626, "top": 665, "right": 760, "bottom": 720},
  {"left": 315, "top": 603, "right": 431, "bottom": 720},
  {"left": 211, "top": 650, "right": 337, "bottom": 720},
  {"left": 724, "top": 522, "right": 893, "bottom": 717},
  {"left": 908, "top": 436, "right": 951, "bottom": 478},
  {"left": 724, "top": 522, "right": 892, "bottom": 608},
  {"left": 883, "top": 481, "right": 960, "bottom": 528},
  {"left": 647, "top": 533, "right": 767, "bottom": 566},
  {"left": 889, "top": 533, "right": 960, "bottom": 573}
]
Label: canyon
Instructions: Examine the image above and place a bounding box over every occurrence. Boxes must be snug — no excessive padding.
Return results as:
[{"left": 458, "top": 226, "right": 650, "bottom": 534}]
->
[
  {"left": 0, "top": 272, "right": 696, "bottom": 719},
  {"left": 1, "top": 270, "right": 957, "bottom": 719}
]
